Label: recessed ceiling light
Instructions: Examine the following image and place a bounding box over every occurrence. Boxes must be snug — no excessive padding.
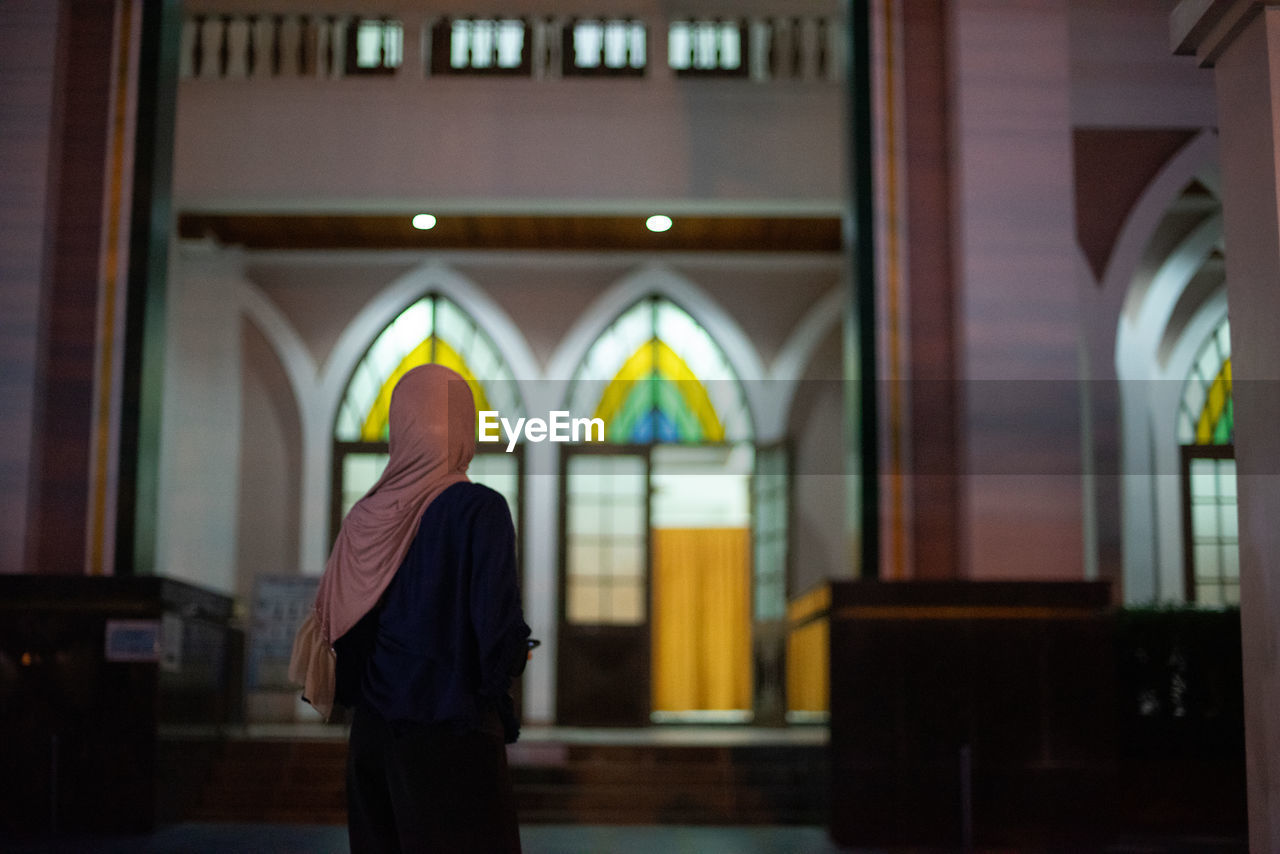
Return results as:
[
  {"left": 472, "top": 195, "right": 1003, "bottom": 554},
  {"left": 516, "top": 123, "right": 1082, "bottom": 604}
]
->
[
  {"left": 646, "top": 215, "right": 673, "bottom": 233},
  {"left": 412, "top": 214, "right": 437, "bottom": 230}
]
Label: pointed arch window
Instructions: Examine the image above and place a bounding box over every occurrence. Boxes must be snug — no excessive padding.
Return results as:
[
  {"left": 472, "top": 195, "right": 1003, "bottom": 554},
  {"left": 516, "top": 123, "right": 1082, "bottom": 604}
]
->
[
  {"left": 1177, "top": 319, "right": 1232, "bottom": 446},
  {"left": 335, "top": 294, "right": 522, "bottom": 442},
  {"left": 1178, "top": 317, "right": 1237, "bottom": 607},
  {"left": 332, "top": 293, "right": 523, "bottom": 540},
  {"left": 565, "top": 295, "right": 753, "bottom": 444}
]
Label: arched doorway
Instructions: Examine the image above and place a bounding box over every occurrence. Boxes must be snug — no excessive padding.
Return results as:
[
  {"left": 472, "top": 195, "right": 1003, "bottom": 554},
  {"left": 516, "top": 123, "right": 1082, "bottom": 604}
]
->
[
  {"left": 1115, "top": 176, "right": 1226, "bottom": 603},
  {"left": 555, "top": 295, "right": 786, "bottom": 725}
]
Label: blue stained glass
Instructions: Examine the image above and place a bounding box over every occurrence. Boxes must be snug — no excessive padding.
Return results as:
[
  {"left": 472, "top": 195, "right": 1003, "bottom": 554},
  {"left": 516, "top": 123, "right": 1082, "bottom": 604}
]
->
[{"left": 629, "top": 409, "right": 678, "bottom": 443}]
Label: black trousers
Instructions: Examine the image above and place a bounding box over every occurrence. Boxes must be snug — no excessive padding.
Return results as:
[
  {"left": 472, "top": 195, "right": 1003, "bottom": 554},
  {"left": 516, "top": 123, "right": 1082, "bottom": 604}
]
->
[{"left": 346, "top": 706, "right": 522, "bottom": 854}]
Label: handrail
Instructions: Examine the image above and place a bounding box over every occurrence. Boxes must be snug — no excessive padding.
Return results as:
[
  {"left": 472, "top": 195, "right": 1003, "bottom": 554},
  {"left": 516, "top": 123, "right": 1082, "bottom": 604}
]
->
[{"left": 179, "top": 12, "right": 844, "bottom": 82}]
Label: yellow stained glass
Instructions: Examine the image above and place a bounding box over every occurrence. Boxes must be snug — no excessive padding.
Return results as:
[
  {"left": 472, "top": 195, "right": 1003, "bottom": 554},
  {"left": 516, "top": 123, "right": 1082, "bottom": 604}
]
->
[
  {"left": 360, "top": 336, "right": 493, "bottom": 441},
  {"left": 1195, "top": 358, "right": 1232, "bottom": 446},
  {"left": 594, "top": 339, "right": 724, "bottom": 441}
]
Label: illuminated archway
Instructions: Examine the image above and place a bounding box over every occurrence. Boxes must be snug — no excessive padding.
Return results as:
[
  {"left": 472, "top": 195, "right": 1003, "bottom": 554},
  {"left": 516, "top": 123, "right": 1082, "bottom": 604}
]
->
[
  {"left": 1115, "top": 175, "right": 1226, "bottom": 604},
  {"left": 558, "top": 295, "right": 767, "bottom": 723},
  {"left": 331, "top": 293, "right": 524, "bottom": 536},
  {"left": 335, "top": 293, "right": 522, "bottom": 442}
]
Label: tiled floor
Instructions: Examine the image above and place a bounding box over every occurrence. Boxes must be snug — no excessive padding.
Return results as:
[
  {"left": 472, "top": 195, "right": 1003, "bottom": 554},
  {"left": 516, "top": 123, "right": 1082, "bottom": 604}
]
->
[
  {"left": 0, "top": 824, "right": 1252, "bottom": 853},
  {"left": 170, "top": 722, "right": 831, "bottom": 747},
  {"left": 10, "top": 728, "right": 1243, "bottom": 852},
  {"left": 1, "top": 823, "right": 854, "bottom": 854}
]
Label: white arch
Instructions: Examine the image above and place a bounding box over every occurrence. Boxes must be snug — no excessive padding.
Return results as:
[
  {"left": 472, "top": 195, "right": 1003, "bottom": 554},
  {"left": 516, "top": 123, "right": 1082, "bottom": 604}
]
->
[
  {"left": 319, "top": 261, "right": 540, "bottom": 422},
  {"left": 1156, "top": 292, "right": 1230, "bottom": 592},
  {"left": 292, "top": 261, "right": 540, "bottom": 572},
  {"left": 768, "top": 288, "right": 844, "bottom": 441},
  {"left": 1122, "top": 214, "right": 1223, "bottom": 379},
  {"left": 1116, "top": 222, "right": 1223, "bottom": 604},
  {"left": 237, "top": 279, "right": 319, "bottom": 414},
  {"left": 1111, "top": 130, "right": 1225, "bottom": 604},
  {"left": 238, "top": 280, "right": 326, "bottom": 577},
  {"left": 544, "top": 263, "right": 770, "bottom": 435},
  {"left": 1101, "top": 129, "right": 1220, "bottom": 299}
]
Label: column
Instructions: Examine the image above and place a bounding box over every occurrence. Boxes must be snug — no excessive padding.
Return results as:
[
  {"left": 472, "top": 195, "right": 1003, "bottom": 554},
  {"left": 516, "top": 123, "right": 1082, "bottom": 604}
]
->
[
  {"left": 156, "top": 244, "right": 244, "bottom": 595},
  {"left": 947, "top": 0, "right": 1083, "bottom": 580},
  {"left": 4, "top": 3, "right": 118, "bottom": 576},
  {"left": 1173, "top": 2, "right": 1280, "bottom": 848},
  {"left": 0, "top": 4, "right": 62, "bottom": 574}
]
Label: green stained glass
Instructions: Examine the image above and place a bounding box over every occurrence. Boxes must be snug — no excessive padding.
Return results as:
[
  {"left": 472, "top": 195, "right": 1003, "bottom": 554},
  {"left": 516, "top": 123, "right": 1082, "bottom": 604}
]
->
[
  {"left": 335, "top": 293, "right": 522, "bottom": 442},
  {"left": 1213, "top": 398, "right": 1233, "bottom": 445},
  {"left": 566, "top": 295, "right": 753, "bottom": 444},
  {"left": 609, "top": 375, "right": 705, "bottom": 442},
  {"left": 1176, "top": 317, "right": 1232, "bottom": 446}
]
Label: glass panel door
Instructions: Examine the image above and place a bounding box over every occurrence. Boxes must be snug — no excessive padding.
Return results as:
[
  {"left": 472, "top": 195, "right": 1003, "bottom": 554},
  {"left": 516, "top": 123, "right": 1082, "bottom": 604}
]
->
[
  {"left": 557, "top": 447, "right": 651, "bottom": 725},
  {"left": 1181, "top": 445, "right": 1239, "bottom": 606},
  {"left": 564, "top": 454, "right": 648, "bottom": 624}
]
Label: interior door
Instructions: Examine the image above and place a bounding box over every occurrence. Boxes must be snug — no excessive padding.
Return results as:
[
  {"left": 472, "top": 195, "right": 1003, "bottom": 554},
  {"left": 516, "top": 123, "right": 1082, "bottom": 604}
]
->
[{"left": 556, "top": 446, "right": 651, "bottom": 725}]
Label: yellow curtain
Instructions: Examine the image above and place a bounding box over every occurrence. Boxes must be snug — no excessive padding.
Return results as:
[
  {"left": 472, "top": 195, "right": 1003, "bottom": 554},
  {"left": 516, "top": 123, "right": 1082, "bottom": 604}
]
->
[
  {"left": 785, "top": 586, "right": 830, "bottom": 714},
  {"left": 786, "top": 619, "right": 829, "bottom": 713},
  {"left": 651, "top": 527, "right": 752, "bottom": 712}
]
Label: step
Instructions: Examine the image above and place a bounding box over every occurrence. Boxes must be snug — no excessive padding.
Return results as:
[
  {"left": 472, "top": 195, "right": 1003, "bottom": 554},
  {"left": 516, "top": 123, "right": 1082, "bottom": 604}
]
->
[{"left": 162, "top": 734, "right": 828, "bottom": 825}]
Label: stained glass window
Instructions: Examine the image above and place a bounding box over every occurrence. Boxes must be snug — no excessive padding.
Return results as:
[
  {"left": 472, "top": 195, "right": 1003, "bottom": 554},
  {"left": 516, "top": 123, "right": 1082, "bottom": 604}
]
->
[
  {"left": 334, "top": 294, "right": 522, "bottom": 442},
  {"left": 565, "top": 296, "right": 752, "bottom": 444},
  {"left": 332, "top": 294, "right": 523, "bottom": 537},
  {"left": 1177, "top": 319, "right": 1232, "bottom": 446}
]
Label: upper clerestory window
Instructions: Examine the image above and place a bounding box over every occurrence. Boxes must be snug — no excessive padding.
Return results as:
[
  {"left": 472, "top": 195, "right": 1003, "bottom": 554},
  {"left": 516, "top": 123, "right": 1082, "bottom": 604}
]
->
[
  {"left": 347, "top": 18, "right": 403, "bottom": 75},
  {"left": 668, "top": 19, "right": 747, "bottom": 77},
  {"left": 564, "top": 19, "right": 647, "bottom": 76},
  {"left": 431, "top": 17, "right": 531, "bottom": 75}
]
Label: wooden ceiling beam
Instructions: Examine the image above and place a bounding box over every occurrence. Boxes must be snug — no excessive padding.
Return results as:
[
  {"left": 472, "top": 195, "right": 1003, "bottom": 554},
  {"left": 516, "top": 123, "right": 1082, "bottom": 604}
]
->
[{"left": 177, "top": 212, "right": 843, "bottom": 252}]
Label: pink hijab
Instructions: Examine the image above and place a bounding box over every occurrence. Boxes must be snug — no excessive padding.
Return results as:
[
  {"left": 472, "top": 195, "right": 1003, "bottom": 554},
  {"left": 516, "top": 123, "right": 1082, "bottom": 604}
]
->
[{"left": 290, "top": 364, "right": 476, "bottom": 719}]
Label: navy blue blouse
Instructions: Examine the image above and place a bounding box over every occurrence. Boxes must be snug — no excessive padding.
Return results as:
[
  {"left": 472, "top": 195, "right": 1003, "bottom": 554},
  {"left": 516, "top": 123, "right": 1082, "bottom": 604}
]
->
[{"left": 334, "top": 482, "right": 531, "bottom": 741}]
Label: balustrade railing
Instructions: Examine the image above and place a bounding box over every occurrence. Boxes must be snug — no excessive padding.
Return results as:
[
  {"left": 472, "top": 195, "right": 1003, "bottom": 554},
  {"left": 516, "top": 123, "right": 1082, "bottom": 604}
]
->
[
  {"left": 182, "top": 14, "right": 340, "bottom": 78},
  {"left": 180, "top": 12, "right": 843, "bottom": 82}
]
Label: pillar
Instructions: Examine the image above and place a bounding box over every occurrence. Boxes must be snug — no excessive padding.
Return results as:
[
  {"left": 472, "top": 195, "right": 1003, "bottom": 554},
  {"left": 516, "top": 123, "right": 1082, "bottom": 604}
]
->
[
  {"left": 946, "top": 0, "right": 1083, "bottom": 580},
  {"left": 1173, "top": 2, "right": 1280, "bottom": 848},
  {"left": 157, "top": 244, "right": 244, "bottom": 595},
  {"left": 2, "top": 3, "right": 117, "bottom": 576}
]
